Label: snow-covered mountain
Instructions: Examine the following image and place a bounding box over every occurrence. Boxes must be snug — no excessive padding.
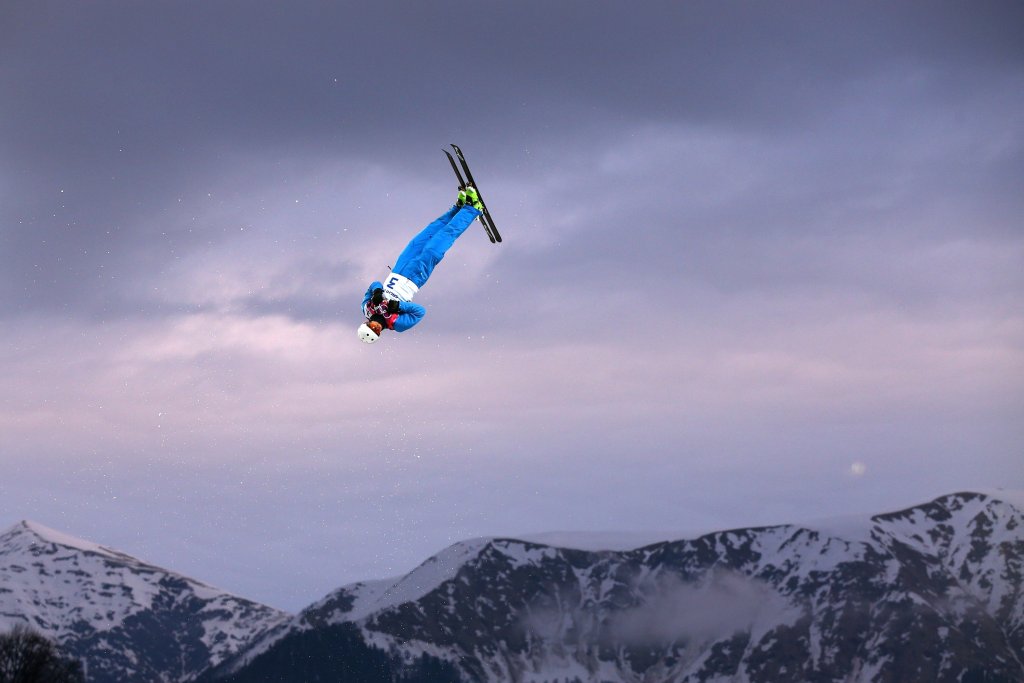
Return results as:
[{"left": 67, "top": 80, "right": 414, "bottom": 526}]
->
[
  {"left": 2, "top": 492, "right": 1021, "bottom": 682},
  {"left": 213, "top": 490, "right": 1024, "bottom": 683},
  {"left": 0, "top": 520, "right": 289, "bottom": 683}
]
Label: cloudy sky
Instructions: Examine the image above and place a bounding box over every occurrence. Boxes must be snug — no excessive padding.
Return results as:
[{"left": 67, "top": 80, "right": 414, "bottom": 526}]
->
[{"left": 1, "top": 1, "right": 1021, "bottom": 611}]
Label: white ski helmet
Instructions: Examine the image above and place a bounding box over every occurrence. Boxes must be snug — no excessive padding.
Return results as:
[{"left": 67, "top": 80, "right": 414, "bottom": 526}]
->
[{"left": 357, "top": 323, "right": 380, "bottom": 344}]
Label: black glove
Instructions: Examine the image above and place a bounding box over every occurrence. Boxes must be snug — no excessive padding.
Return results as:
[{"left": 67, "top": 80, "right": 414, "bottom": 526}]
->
[
  {"left": 387, "top": 299, "right": 401, "bottom": 314},
  {"left": 371, "top": 288, "right": 384, "bottom": 305}
]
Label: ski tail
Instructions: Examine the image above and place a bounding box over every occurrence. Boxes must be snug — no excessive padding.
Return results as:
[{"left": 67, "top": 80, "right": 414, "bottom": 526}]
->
[
  {"left": 445, "top": 150, "right": 467, "bottom": 189},
  {"left": 445, "top": 150, "right": 495, "bottom": 243},
  {"left": 450, "top": 144, "right": 502, "bottom": 243}
]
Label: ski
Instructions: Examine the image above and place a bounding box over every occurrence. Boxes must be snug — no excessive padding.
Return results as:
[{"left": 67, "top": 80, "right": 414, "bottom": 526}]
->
[
  {"left": 445, "top": 150, "right": 496, "bottom": 243},
  {"left": 450, "top": 144, "right": 502, "bottom": 243}
]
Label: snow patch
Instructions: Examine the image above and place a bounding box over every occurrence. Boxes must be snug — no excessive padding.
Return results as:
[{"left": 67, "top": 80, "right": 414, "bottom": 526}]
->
[
  {"left": 18, "top": 520, "right": 124, "bottom": 560},
  {"left": 330, "top": 538, "right": 493, "bottom": 622}
]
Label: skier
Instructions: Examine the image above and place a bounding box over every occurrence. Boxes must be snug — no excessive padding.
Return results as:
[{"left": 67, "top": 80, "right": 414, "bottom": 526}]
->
[{"left": 358, "top": 187, "right": 484, "bottom": 343}]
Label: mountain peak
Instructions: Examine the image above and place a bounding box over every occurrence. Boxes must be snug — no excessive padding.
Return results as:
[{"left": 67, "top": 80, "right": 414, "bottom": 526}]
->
[
  {"left": 2, "top": 519, "right": 137, "bottom": 566},
  {"left": 18, "top": 519, "right": 118, "bottom": 553},
  {"left": 1, "top": 519, "right": 290, "bottom": 683}
]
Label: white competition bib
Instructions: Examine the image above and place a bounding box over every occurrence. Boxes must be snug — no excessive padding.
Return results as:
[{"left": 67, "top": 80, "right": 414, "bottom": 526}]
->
[{"left": 382, "top": 272, "right": 419, "bottom": 302}]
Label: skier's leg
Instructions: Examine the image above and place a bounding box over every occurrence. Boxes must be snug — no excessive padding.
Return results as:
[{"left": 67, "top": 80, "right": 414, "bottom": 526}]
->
[
  {"left": 392, "top": 206, "right": 460, "bottom": 275},
  {"left": 402, "top": 205, "right": 481, "bottom": 287}
]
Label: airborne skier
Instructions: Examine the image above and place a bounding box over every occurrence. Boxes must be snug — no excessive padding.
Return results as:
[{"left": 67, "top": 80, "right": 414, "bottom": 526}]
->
[
  {"left": 357, "top": 187, "right": 484, "bottom": 344},
  {"left": 358, "top": 145, "right": 499, "bottom": 344}
]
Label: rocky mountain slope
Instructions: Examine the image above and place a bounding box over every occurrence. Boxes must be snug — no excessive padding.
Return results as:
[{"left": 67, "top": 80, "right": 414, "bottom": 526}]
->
[
  {"left": 214, "top": 490, "right": 1024, "bottom": 683},
  {"left": 2, "top": 491, "right": 1020, "bottom": 682},
  {"left": 0, "top": 521, "right": 289, "bottom": 683}
]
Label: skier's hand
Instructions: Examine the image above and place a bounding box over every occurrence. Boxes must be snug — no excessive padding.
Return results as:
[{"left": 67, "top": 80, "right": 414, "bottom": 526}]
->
[
  {"left": 387, "top": 299, "right": 401, "bottom": 314},
  {"left": 371, "top": 288, "right": 385, "bottom": 305}
]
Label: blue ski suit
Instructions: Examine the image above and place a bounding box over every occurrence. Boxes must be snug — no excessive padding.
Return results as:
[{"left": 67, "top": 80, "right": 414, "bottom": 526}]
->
[{"left": 362, "top": 203, "right": 482, "bottom": 333}]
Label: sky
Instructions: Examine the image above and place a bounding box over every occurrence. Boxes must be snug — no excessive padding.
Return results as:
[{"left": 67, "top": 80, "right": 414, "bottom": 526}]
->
[{"left": 1, "top": 1, "right": 1022, "bottom": 612}]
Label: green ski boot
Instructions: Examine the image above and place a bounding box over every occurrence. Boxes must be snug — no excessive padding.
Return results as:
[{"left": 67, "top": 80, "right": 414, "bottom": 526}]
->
[{"left": 462, "top": 186, "right": 484, "bottom": 212}]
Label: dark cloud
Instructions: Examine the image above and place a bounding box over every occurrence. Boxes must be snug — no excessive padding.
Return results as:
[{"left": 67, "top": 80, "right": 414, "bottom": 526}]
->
[{"left": 1, "top": 1, "right": 1021, "bottom": 610}]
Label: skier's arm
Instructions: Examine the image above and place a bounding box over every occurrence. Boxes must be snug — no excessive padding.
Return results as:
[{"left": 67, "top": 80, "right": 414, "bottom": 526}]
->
[
  {"left": 391, "top": 301, "right": 425, "bottom": 332},
  {"left": 362, "top": 281, "right": 384, "bottom": 308}
]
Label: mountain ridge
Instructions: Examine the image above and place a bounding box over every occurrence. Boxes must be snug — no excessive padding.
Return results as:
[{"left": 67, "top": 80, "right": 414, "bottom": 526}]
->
[
  {"left": 2, "top": 489, "right": 1021, "bottom": 682},
  {"left": 212, "top": 488, "right": 1024, "bottom": 682},
  {"left": 0, "top": 519, "right": 290, "bottom": 683}
]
